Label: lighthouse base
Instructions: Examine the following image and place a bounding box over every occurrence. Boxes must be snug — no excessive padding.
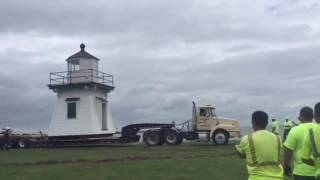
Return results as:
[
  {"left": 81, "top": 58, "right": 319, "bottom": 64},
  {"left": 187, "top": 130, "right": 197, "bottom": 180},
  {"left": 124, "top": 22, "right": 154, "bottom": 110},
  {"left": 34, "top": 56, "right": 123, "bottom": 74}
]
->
[{"left": 48, "top": 86, "right": 115, "bottom": 136}]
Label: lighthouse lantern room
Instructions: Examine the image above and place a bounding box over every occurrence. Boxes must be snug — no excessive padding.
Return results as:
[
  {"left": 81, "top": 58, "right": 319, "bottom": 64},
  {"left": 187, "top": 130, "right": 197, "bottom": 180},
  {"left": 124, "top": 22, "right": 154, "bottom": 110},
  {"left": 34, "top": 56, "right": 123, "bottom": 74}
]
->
[{"left": 48, "top": 44, "right": 115, "bottom": 136}]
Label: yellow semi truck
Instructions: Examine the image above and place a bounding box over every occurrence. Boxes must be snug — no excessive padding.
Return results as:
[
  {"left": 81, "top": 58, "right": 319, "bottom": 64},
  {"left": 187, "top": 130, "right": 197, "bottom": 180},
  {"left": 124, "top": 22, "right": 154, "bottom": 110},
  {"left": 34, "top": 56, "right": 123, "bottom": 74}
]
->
[{"left": 143, "top": 102, "right": 241, "bottom": 146}]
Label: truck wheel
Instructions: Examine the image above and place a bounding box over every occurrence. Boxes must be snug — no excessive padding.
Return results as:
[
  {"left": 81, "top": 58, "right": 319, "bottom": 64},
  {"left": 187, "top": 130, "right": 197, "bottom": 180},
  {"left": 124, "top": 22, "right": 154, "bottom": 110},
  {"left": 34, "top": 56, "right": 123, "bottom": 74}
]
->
[
  {"left": 165, "top": 130, "right": 182, "bottom": 145},
  {"left": 144, "top": 131, "right": 161, "bottom": 146},
  {"left": 17, "top": 139, "right": 28, "bottom": 149},
  {"left": 212, "top": 130, "right": 229, "bottom": 145}
]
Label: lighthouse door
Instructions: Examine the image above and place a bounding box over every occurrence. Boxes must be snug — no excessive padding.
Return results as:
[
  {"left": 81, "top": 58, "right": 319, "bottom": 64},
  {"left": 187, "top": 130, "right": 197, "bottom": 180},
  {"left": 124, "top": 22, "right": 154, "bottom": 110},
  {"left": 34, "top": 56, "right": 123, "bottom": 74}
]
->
[{"left": 101, "top": 103, "right": 107, "bottom": 130}]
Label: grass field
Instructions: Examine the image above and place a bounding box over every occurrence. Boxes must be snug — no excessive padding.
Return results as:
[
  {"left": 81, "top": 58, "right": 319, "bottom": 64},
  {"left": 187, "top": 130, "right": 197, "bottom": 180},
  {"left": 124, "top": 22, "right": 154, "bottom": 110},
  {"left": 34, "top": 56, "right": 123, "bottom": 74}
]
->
[{"left": 0, "top": 142, "right": 293, "bottom": 180}]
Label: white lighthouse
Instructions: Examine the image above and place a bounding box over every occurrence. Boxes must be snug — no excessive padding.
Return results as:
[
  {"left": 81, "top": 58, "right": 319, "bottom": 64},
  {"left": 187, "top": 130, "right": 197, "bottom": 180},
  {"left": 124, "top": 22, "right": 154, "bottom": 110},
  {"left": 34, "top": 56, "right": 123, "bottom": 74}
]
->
[{"left": 48, "top": 44, "right": 115, "bottom": 136}]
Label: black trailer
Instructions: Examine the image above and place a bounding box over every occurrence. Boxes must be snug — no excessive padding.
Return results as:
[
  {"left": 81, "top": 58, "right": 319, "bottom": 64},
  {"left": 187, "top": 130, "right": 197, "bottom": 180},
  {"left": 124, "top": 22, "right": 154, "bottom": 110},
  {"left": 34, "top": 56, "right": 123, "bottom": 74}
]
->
[
  {"left": 2, "top": 123, "right": 185, "bottom": 148},
  {"left": 42, "top": 123, "right": 178, "bottom": 148}
]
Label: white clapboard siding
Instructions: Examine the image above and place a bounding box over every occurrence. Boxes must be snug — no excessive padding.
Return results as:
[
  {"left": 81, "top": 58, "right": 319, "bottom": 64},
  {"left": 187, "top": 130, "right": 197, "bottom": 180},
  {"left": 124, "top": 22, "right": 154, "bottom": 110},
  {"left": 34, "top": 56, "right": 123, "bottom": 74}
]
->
[{"left": 48, "top": 88, "right": 115, "bottom": 136}]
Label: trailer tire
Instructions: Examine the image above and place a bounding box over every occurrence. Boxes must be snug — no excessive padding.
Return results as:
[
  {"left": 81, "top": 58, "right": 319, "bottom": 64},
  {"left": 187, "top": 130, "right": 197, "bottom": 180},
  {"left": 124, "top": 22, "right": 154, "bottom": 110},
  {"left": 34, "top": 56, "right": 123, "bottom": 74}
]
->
[
  {"left": 212, "top": 130, "right": 229, "bottom": 145},
  {"left": 144, "top": 131, "right": 161, "bottom": 146},
  {"left": 165, "top": 129, "right": 182, "bottom": 145},
  {"left": 17, "top": 139, "right": 28, "bottom": 149}
]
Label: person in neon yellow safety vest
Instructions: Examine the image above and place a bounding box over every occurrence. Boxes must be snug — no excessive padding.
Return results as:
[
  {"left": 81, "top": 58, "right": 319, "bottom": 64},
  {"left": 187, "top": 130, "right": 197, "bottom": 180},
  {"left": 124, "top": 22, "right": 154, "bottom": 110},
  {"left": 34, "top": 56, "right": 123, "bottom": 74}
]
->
[
  {"left": 284, "top": 107, "right": 315, "bottom": 180},
  {"left": 283, "top": 117, "right": 293, "bottom": 142},
  {"left": 301, "top": 102, "right": 320, "bottom": 180},
  {"left": 235, "top": 111, "right": 283, "bottom": 180},
  {"left": 272, "top": 118, "right": 280, "bottom": 135}
]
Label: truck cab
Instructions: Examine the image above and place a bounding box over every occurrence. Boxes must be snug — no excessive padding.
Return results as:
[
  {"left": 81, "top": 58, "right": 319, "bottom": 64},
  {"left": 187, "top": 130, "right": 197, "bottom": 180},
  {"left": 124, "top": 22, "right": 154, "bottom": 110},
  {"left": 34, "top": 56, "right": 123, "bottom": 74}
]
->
[
  {"left": 192, "top": 102, "right": 241, "bottom": 145},
  {"left": 142, "top": 102, "right": 241, "bottom": 146}
]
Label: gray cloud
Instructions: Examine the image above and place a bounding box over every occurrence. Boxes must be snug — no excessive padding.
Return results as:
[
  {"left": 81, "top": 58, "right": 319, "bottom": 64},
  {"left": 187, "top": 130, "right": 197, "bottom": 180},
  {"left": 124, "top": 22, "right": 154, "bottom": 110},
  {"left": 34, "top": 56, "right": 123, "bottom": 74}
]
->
[{"left": 0, "top": 0, "right": 320, "bottom": 132}]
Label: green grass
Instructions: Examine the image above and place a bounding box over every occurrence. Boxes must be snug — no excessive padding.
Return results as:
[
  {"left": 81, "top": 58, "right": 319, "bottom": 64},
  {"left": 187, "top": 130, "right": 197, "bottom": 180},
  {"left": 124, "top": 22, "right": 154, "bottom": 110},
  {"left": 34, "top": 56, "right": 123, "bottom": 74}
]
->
[{"left": 0, "top": 142, "right": 293, "bottom": 180}]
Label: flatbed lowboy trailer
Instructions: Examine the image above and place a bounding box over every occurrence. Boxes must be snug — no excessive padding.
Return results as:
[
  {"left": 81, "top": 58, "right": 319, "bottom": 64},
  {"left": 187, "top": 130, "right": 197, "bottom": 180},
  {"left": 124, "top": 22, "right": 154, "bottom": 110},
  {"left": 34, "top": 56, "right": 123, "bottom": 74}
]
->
[{"left": 1, "top": 123, "right": 174, "bottom": 148}]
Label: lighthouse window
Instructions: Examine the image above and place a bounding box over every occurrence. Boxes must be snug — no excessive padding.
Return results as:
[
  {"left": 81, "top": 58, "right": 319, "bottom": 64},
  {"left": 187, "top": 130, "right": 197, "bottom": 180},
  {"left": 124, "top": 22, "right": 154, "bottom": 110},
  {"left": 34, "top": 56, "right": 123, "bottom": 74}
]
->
[
  {"left": 67, "top": 102, "right": 77, "bottom": 119},
  {"left": 69, "top": 59, "right": 80, "bottom": 71}
]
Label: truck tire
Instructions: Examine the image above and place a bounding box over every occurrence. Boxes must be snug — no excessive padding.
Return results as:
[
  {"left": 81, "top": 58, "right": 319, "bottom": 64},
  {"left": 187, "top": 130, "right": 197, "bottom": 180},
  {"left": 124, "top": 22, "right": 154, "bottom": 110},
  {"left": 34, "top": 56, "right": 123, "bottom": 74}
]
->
[
  {"left": 212, "top": 130, "right": 229, "bottom": 145},
  {"left": 17, "top": 139, "right": 28, "bottom": 149},
  {"left": 165, "top": 129, "right": 182, "bottom": 145},
  {"left": 144, "top": 131, "right": 162, "bottom": 146}
]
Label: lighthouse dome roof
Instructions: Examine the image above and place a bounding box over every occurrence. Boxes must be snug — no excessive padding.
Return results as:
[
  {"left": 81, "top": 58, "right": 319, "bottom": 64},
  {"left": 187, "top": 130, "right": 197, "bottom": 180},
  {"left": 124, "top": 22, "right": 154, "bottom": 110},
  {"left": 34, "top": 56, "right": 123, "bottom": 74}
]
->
[{"left": 66, "top": 43, "right": 99, "bottom": 61}]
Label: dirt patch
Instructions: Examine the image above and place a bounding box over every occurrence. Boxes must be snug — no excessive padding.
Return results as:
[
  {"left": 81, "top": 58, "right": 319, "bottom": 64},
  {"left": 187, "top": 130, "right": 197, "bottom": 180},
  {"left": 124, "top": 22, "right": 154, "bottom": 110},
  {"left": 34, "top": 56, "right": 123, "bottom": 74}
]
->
[
  {"left": 0, "top": 156, "right": 172, "bottom": 167},
  {"left": 184, "top": 153, "right": 237, "bottom": 159}
]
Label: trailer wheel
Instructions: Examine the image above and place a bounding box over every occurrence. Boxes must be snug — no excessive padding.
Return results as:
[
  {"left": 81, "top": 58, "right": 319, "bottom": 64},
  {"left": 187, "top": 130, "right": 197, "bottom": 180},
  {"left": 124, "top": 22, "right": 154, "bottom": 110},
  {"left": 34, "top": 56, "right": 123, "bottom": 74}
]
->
[
  {"left": 17, "top": 139, "right": 28, "bottom": 149},
  {"left": 144, "top": 131, "right": 161, "bottom": 146},
  {"left": 212, "top": 130, "right": 229, "bottom": 145},
  {"left": 165, "top": 130, "right": 182, "bottom": 145}
]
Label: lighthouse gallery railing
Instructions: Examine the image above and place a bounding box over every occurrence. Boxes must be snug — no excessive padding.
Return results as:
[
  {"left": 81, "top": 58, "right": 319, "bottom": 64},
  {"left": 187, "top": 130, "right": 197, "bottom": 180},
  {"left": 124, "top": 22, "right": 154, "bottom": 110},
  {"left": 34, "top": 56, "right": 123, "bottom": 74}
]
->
[{"left": 49, "top": 69, "right": 114, "bottom": 86}]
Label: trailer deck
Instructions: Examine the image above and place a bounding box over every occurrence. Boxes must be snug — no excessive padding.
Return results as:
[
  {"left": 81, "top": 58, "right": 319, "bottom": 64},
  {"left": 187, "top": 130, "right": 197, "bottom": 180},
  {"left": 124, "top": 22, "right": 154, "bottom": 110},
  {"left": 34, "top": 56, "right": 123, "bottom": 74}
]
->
[{"left": 1, "top": 123, "right": 175, "bottom": 148}]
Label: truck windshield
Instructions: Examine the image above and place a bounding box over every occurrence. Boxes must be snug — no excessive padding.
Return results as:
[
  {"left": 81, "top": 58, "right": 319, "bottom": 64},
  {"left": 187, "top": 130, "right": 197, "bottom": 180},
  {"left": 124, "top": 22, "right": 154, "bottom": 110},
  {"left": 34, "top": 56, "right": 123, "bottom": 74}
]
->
[
  {"left": 200, "top": 108, "right": 216, "bottom": 117},
  {"left": 200, "top": 108, "right": 209, "bottom": 117}
]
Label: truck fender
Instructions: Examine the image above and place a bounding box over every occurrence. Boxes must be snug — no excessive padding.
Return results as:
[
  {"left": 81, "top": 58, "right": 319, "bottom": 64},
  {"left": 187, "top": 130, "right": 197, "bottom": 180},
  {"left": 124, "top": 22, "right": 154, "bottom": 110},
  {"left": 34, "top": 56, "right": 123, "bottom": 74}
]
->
[{"left": 209, "top": 128, "right": 218, "bottom": 139}]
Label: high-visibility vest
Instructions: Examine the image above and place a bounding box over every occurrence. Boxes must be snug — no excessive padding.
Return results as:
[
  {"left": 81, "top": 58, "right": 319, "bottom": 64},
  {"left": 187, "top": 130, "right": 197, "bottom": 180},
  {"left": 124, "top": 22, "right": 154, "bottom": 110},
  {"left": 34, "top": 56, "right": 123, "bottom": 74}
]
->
[
  {"left": 272, "top": 121, "right": 280, "bottom": 134},
  {"left": 247, "top": 134, "right": 281, "bottom": 166},
  {"left": 309, "top": 129, "right": 320, "bottom": 158},
  {"left": 284, "top": 120, "right": 293, "bottom": 130}
]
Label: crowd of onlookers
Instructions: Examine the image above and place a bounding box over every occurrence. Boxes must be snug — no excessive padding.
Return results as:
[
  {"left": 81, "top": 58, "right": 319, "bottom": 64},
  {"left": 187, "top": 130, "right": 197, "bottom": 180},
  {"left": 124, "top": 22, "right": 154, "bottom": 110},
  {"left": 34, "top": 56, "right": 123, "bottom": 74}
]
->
[{"left": 236, "top": 102, "right": 320, "bottom": 180}]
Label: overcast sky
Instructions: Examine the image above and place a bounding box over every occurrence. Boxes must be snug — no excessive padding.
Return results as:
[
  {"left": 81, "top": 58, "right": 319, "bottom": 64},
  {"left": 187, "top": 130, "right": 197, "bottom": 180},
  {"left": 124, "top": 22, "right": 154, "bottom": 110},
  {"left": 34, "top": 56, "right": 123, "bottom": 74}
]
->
[{"left": 0, "top": 0, "right": 320, "bottom": 132}]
